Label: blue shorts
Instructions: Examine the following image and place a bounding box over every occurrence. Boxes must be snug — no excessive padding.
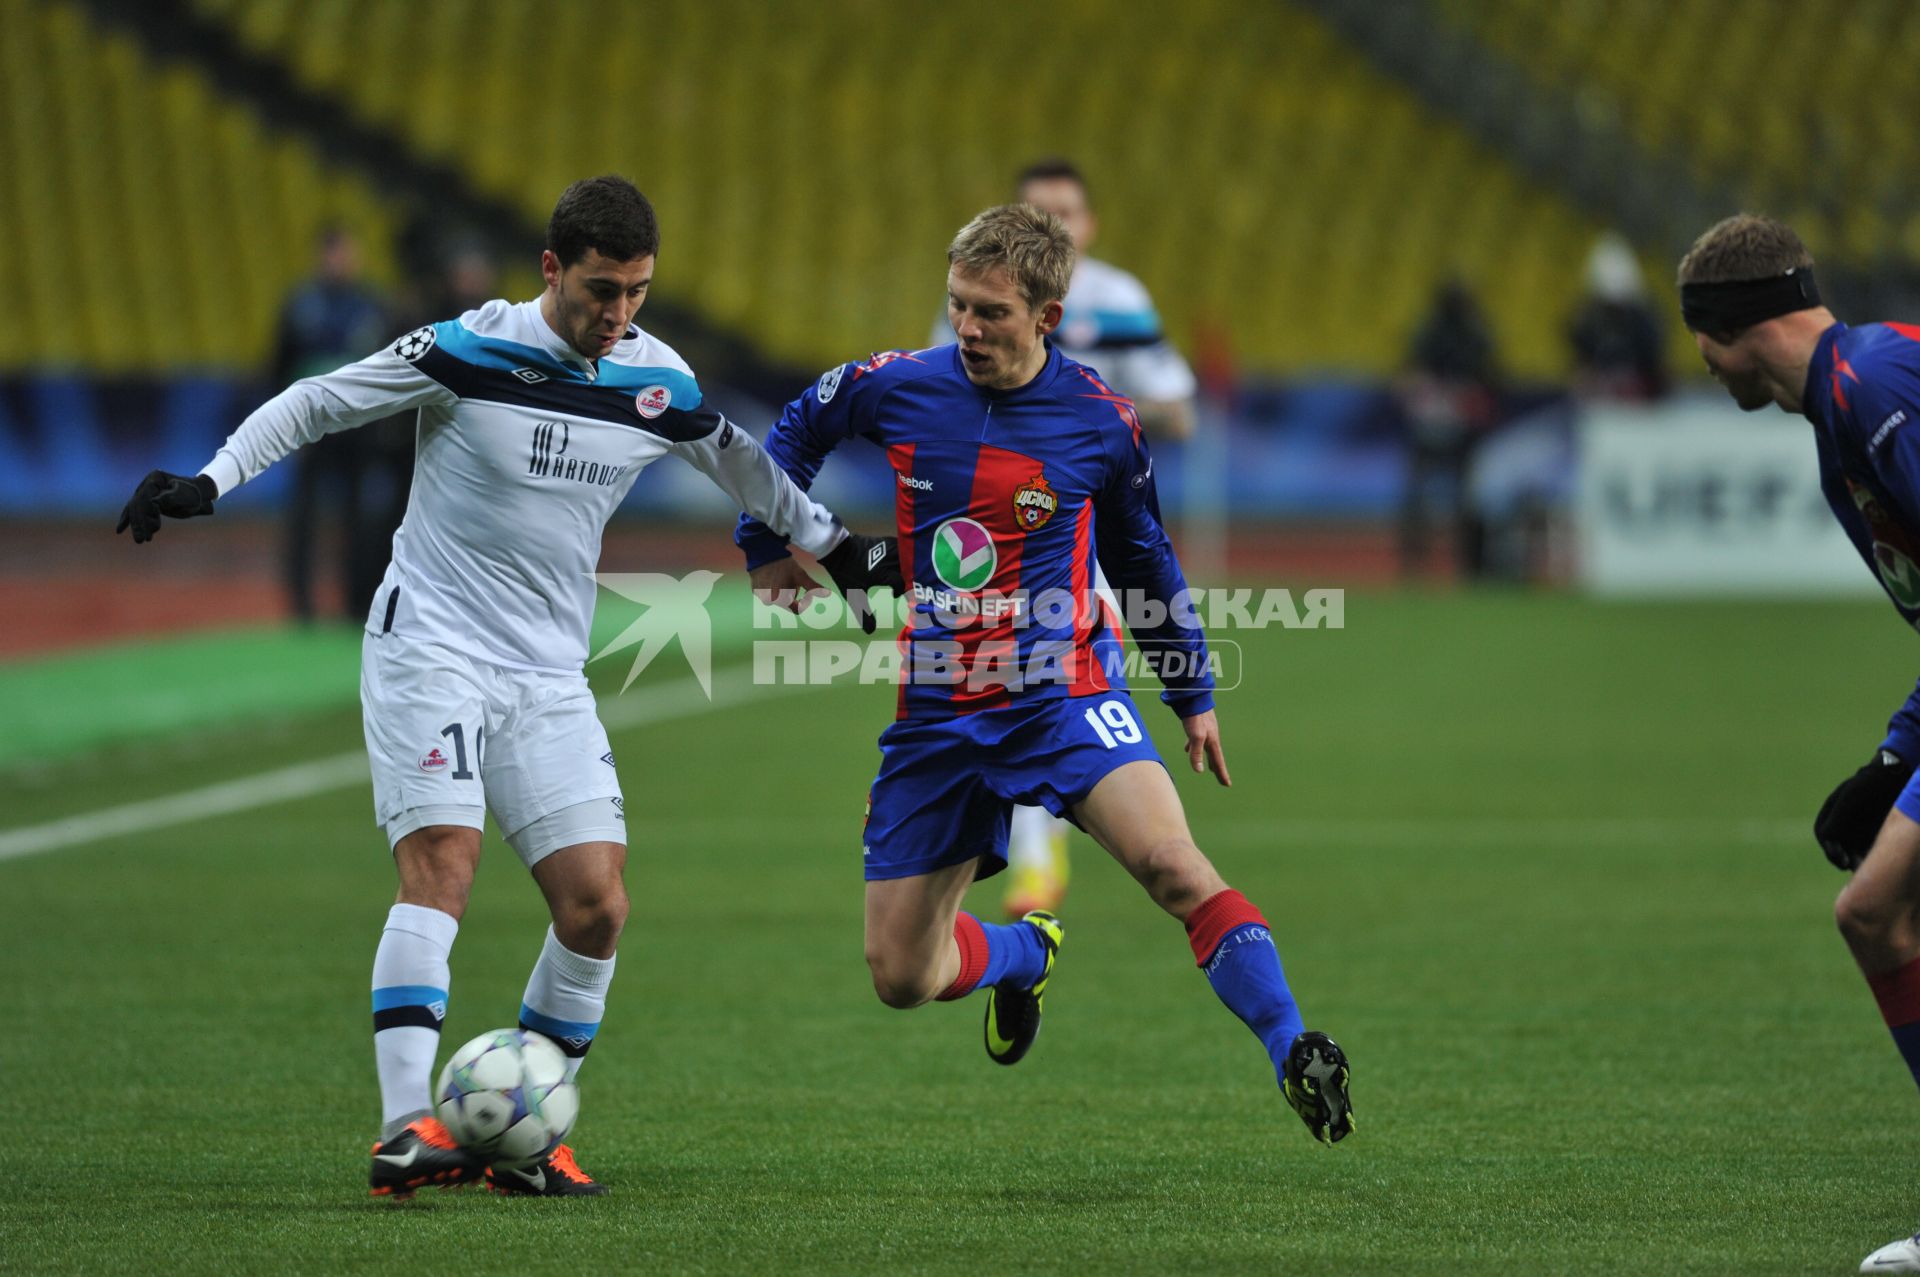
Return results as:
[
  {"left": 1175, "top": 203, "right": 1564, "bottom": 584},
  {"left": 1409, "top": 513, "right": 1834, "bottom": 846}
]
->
[{"left": 862, "top": 693, "right": 1165, "bottom": 882}]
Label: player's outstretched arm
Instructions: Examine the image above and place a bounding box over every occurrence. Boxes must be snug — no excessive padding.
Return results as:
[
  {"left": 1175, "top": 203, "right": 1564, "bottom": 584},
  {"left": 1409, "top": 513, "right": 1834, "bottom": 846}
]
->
[
  {"left": 123, "top": 335, "right": 456, "bottom": 542},
  {"left": 1182, "top": 707, "right": 1231, "bottom": 788}
]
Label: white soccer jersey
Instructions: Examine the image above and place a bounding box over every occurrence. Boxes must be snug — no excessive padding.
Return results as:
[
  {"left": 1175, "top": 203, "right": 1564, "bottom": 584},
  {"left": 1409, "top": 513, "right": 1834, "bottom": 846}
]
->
[
  {"left": 201, "top": 298, "right": 846, "bottom": 671},
  {"left": 932, "top": 255, "right": 1197, "bottom": 404}
]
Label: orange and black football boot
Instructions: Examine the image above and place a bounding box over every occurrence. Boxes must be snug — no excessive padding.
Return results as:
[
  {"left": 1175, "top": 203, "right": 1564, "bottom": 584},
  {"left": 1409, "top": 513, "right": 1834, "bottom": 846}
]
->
[
  {"left": 368, "top": 1117, "right": 485, "bottom": 1198},
  {"left": 487, "top": 1144, "right": 606, "bottom": 1197}
]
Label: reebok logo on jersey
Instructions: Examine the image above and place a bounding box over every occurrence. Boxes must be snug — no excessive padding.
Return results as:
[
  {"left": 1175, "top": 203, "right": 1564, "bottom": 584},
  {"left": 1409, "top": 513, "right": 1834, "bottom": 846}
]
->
[
  {"left": 931, "top": 518, "right": 996, "bottom": 592},
  {"left": 419, "top": 748, "right": 450, "bottom": 773},
  {"left": 1013, "top": 473, "right": 1058, "bottom": 531},
  {"left": 816, "top": 364, "right": 846, "bottom": 404},
  {"left": 393, "top": 326, "right": 436, "bottom": 362},
  {"left": 635, "top": 385, "right": 671, "bottom": 418},
  {"left": 898, "top": 472, "right": 932, "bottom": 491}
]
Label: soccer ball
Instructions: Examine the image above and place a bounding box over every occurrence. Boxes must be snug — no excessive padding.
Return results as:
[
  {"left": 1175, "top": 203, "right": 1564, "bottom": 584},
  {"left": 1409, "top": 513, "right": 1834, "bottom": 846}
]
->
[{"left": 435, "top": 1029, "right": 578, "bottom": 1167}]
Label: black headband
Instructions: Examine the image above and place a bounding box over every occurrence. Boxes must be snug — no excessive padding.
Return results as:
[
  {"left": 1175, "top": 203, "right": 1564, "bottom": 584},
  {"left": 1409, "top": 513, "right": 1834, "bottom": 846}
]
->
[{"left": 1680, "top": 267, "right": 1820, "bottom": 335}]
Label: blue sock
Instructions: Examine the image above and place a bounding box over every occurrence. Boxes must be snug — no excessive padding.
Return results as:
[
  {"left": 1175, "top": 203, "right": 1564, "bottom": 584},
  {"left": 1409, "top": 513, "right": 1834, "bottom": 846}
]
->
[
  {"left": 939, "top": 912, "right": 1050, "bottom": 998},
  {"left": 1187, "top": 890, "right": 1303, "bottom": 1083}
]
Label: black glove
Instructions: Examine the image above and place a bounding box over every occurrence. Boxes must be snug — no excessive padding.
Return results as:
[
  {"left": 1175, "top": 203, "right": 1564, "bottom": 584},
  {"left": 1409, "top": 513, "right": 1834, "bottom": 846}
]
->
[
  {"left": 116, "top": 470, "right": 218, "bottom": 543},
  {"left": 818, "top": 533, "right": 904, "bottom": 634},
  {"left": 1815, "top": 748, "right": 1916, "bottom": 870}
]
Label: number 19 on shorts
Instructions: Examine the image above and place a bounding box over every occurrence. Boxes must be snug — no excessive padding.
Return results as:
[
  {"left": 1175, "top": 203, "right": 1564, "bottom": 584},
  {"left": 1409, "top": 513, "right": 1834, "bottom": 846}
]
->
[{"left": 1083, "top": 698, "right": 1143, "bottom": 749}]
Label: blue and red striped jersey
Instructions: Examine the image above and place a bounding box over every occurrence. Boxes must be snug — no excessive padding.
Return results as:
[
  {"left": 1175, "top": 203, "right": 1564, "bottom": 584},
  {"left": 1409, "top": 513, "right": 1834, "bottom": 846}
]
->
[
  {"left": 1803, "top": 320, "right": 1920, "bottom": 756},
  {"left": 737, "top": 342, "right": 1215, "bottom": 722}
]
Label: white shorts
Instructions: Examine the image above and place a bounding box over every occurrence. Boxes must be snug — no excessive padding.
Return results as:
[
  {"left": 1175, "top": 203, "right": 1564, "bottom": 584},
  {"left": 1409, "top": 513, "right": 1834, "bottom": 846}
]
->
[{"left": 360, "top": 631, "right": 625, "bottom": 867}]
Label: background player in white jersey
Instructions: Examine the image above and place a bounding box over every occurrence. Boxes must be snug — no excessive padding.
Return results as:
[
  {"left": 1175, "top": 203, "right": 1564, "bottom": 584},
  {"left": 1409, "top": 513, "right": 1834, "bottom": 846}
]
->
[
  {"left": 932, "top": 158, "right": 1199, "bottom": 918},
  {"left": 115, "top": 176, "right": 897, "bottom": 1199}
]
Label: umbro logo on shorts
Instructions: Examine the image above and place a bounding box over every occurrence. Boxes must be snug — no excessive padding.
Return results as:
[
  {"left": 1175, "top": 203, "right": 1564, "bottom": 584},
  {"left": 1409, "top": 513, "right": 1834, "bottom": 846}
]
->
[{"left": 600, "top": 751, "right": 615, "bottom": 767}]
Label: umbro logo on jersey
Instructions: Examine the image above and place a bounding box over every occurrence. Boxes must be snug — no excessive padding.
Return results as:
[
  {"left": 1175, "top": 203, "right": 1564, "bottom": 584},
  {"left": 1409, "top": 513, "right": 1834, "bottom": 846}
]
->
[
  {"left": 511, "top": 367, "right": 549, "bottom": 384},
  {"left": 393, "top": 326, "right": 436, "bottom": 362},
  {"left": 600, "top": 751, "right": 616, "bottom": 767},
  {"left": 635, "top": 385, "right": 671, "bottom": 418},
  {"left": 717, "top": 422, "right": 735, "bottom": 448},
  {"left": 866, "top": 541, "right": 887, "bottom": 572}
]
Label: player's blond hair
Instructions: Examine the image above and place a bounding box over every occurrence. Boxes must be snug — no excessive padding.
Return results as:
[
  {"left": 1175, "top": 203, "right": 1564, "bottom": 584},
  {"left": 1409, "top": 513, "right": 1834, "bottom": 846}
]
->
[
  {"left": 947, "top": 204, "right": 1075, "bottom": 311},
  {"left": 1677, "top": 213, "right": 1814, "bottom": 284}
]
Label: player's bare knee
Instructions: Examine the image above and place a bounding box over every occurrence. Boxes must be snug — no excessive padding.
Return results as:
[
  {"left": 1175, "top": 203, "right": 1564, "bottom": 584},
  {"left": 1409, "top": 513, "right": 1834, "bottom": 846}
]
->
[
  {"left": 1130, "top": 837, "right": 1223, "bottom": 915},
  {"left": 865, "top": 950, "right": 936, "bottom": 1009},
  {"left": 553, "top": 885, "right": 628, "bottom": 958},
  {"left": 1836, "top": 880, "right": 1902, "bottom": 951}
]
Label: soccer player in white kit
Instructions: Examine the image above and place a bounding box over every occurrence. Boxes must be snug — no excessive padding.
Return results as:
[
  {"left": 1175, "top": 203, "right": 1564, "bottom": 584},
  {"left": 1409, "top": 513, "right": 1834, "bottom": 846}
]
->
[
  {"left": 932, "top": 159, "right": 1199, "bottom": 917},
  {"left": 116, "top": 176, "right": 896, "bottom": 1198}
]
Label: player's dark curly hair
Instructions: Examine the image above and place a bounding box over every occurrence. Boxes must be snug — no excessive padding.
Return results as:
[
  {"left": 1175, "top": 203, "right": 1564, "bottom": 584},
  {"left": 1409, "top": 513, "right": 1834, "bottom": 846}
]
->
[{"left": 547, "top": 175, "right": 659, "bottom": 268}]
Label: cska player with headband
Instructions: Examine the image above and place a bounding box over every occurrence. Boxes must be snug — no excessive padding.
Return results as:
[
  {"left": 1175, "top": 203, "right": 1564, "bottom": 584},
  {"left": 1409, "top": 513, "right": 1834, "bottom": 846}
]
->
[
  {"left": 738, "top": 204, "right": 1355, "bottom": 1144},
  {"left": 1678, "top": 213, "right": 1920, "bottom": 1272}
]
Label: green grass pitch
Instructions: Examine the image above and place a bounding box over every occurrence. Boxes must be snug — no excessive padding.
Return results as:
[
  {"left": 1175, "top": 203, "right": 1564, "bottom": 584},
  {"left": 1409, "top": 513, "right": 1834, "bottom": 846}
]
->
[{"left": 2, "top": 590, "right": 1915, "bottom": 1273}]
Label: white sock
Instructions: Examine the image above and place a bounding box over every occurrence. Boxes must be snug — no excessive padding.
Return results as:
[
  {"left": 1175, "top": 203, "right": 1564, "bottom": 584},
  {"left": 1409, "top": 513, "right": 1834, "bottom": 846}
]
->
[
  {"left": 519, "top": 926, "right": 617, "bottom": 1083},
  {"left": 1009, "top": 804, "right": 1068, "bottom": 872},
  {"left": 371, "top": 903, "right": 458, "bottom": 1136}
]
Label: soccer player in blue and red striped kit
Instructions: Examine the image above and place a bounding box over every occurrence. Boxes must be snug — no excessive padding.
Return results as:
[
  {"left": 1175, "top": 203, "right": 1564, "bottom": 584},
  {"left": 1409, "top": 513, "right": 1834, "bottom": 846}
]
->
[
  {"left": 1679, "top": 213, "right": 1920, "bottom": 1271},
  {"left": 738, "top": 204, "right": 1354, "bottom": 1143}
]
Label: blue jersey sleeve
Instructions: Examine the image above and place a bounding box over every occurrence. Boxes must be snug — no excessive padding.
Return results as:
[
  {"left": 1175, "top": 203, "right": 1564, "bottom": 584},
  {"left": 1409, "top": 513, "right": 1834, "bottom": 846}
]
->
[
  {"left": 1092, "top": 422, "right": 1215, "bottom": 717},
  {"left": 735, "top": 363, "right": 863, "bottom": 569},
  {"left": 1857, "top": 347, "right": 1920, "bottom": 757}
]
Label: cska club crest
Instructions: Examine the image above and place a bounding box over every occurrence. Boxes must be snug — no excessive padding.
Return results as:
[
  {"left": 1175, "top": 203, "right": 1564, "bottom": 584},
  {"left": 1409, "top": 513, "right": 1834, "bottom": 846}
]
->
[{"left": 1013, "top": 473, "right": 1058, "bottom": 532}]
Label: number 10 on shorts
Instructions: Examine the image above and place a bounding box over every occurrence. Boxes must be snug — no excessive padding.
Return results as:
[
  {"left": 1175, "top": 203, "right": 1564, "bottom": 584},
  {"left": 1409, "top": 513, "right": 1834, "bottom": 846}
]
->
[{"left": 1083, "top": 699, "right": 1142, "bottom": 749}]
